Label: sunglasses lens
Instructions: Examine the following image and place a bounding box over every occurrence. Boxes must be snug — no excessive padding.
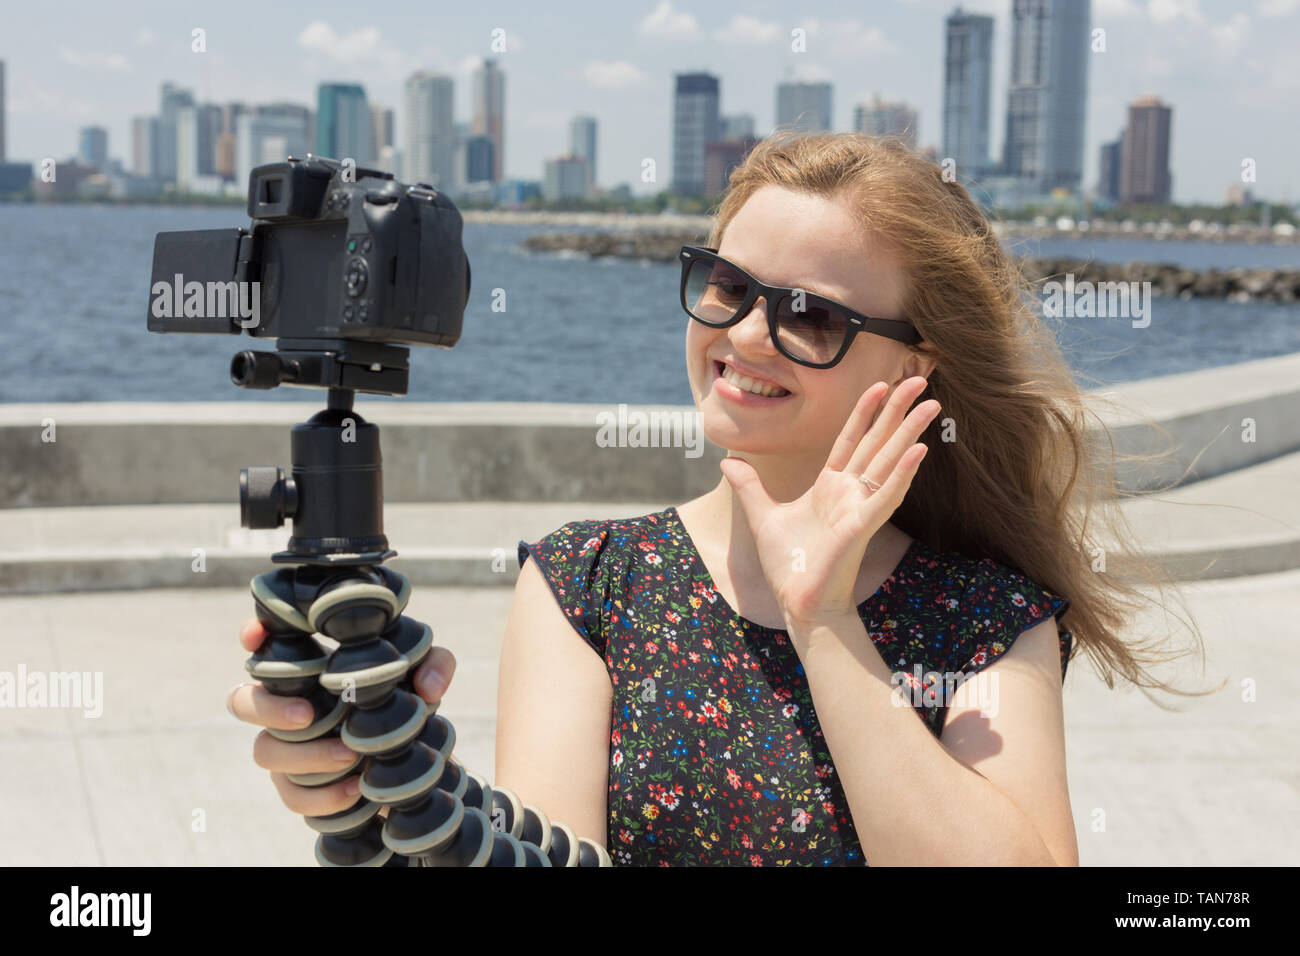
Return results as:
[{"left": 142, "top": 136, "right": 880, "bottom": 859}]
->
[
  {"left": 684, "top": 257, "right": 750, "bottom": 325},
  {"left": 775, "top": 294, "right": 849, "bottom": 365}
]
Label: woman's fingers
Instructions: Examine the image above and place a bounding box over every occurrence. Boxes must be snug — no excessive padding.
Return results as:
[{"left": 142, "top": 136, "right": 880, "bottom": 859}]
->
[
  {"left": 239, "top": 617, "right": 268, "bottom": 653},
  {"left": 252, "top": 729, "right": 359, "bottom": 774},
  {"left": 268, "top": 771, "right": 361, "bottom": 818},
  {"left": 228, "top": 681, "right": 314, "bottom": 732},
  {"left": 412, "top": 646, "right": 457, "bottom": 704},
  {"left": 826, "top": 381, "right": 889, "bottom": 472},
  {"left": 845, "top": 376, "right": 931, "bottom": 475}
]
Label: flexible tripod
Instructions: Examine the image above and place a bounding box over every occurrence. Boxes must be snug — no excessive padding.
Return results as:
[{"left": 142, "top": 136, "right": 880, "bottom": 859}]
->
[{"left": 236, "top": 342, "right": 611, "bottom": 867}]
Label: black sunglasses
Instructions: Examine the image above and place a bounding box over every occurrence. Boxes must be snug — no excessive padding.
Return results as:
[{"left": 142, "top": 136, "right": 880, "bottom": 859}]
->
[{"left": 679, "top": 245, "right": 923, "bottom": 369}]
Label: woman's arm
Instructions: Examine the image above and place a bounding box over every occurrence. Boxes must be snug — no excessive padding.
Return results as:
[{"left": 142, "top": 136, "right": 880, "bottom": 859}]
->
[
  {"left": 494, "top": 556, "right": 615, "bottom": 848},
  {"left": 790, "top": 613, "right": 1078, "bottom": 866}
]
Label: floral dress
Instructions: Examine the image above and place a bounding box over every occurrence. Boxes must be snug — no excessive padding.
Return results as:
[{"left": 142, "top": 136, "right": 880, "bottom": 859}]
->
[{"left": 516, "top": 506, "right": 1072, "bottom": 866}]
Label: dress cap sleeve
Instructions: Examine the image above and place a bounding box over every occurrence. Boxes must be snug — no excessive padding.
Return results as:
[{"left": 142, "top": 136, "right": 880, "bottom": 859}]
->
[
  {"left": 946, "top": 559, "right": 1073, "bottom": 686},
  {"left": 517, "top": 520, "right": 616, "bottom": 658}
]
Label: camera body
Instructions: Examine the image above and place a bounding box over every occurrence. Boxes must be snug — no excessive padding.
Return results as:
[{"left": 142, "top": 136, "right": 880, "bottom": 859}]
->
[{"left": 147, "top": 156, "right": 470, "bottom": 350}]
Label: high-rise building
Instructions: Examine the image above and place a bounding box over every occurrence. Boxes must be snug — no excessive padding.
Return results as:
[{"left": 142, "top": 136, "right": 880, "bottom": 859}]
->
[
  {"left": 235, "top": 108, "right": 310, "bottom": 187},
  {"left": 465, "top": 135, "right": 494, "bottom": 184},
  {"left": 722, "top": 114, "right": 755, "bottom": 140},
  {"left": 854, "top": 95, "right": 919, "bottom": 148},
  {"left": 78, "top": 126, "right": 108, "bottom": 169},
  {"left": 942, "top": 8, "right": 994, "bottom": 180},
  {"left": 1119, "top": 95, "right": 1172, "bottom": 205},
  {"left": 130, "top": 117, "right": 158, "bottom": 177},
  {"left": 372, "top": 105, "right": 394, "bottom": 152},
  {"left": 569, "top": 115, "right": 597, "bottom": 194},
  {"left": 1097, "top": 135, "right": 1122, "bottom": 202},
  {"left": 317, "top": 83, "right": 375, "bottom": 166},
  {"left": 471, "top": 59, "right": 505, "bottom": 183},
  {"left": 197, "top": 104, "right": 222, "bottom": 177},
  {"left": 157, "top": 82, "right": 195, "bottom": 185},
  {"left": 705, "top": 137, "right": 758, "bottom": 196},
  {"left": 672, "top": 72, "right": 721, "bottom": 198},
  {"left": 216, "top": 104, "right": 248, "bottom": 180},
  {"left": 404, "top": 72, "right": 455, "bottom": 188},
  {"left": 176, "top": 105, "right": 199, "bottom": 189},
  {"left": 775, "top": 81, "right": 832, "bottom": 133},
  {"left": 542, "top": 155, "right": 588, "bottom": 201},
  {"left": 1001, "top": 0, "right": 1090, "bottom": 193}
]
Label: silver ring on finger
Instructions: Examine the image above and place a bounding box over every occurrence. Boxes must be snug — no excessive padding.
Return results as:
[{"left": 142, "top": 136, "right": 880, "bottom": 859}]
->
[
  {"left": 858, "top": 473, "right": 883, "bottom": 495},
  {"left": 226, "top": 681, "right": 254, "bottom": 719}
]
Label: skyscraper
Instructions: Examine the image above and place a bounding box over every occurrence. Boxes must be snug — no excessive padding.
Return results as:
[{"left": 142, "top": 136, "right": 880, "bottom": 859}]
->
[
  {"left": 404, "top": 72, "right": 455, "bottom": 188},
  {"left": 131, "top": 117, "right": 158, "bottom": 177},
  {"left": 472, "top": 59, "right": 505, "bottom": 183},
  {"left": 317, "top": 83, "right": 376, "bottom": 166},
  {"left": 1098, "top": 135, "right": 1122, "bottom": 202},
  {"left": 1119, "top": 95, "right": 1172, "bottom": 205},
  {"left": 78, "top": 127, "right": 108, "bottom": 169},
  {"left": 235, "top": 107, "right": 310, "bottom": 187},
  {"left": 672, "top": 72, "right": 720, "bottom": 198},
  {"left": 854, "top": 95, "right": 919, "bottom": 148},
  {"left": 157, "top": 82, "right": 195, "bottom": 185},
  {"left": 372, "top": 105, "right": 394, "bottom": 152},
  {"left": 775, "top": 81, "right": 832, "bottom": 133},
  {"left": 722, "top": 114, "right": 756, "bottom": 140},
  {"left": 569, "top": 115, "right": 597, "bottom": 194},
  {"left": 1001, "top": 0, "right": 1091, "bottom": 193},
  {"left": 943, "top": 8, "right": 994, "bottom": 179}
]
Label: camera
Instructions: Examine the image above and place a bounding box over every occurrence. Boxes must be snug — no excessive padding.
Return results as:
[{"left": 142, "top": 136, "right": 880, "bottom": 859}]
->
[{"left": 146, "top": 155, "right": 471, "bottom": 394}]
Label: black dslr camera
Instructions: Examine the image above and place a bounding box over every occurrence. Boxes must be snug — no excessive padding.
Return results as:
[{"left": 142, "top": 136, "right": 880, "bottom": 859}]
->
[{"left": 146, "top": 155, "right": 470, "bottom": 395}]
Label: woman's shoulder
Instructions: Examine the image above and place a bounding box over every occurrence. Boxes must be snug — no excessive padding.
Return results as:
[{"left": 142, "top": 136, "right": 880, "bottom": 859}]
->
[
  {"left": 515, "top": 507, "right": 675, "bottom": 569},
  {"left": 904, "top": 537, "right": 1073, "bottom": 679},
  {"left": 514, "top": 508, "right": 677, "bottom": 658}
]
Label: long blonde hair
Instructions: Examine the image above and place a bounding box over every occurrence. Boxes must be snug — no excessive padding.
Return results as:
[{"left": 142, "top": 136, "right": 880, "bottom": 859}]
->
[{"left": 708, "top": 130, "right": 1219, "bottom": 702}]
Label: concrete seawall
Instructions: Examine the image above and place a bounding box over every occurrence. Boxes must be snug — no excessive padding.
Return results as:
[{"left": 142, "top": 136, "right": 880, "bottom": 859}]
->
[
  {"left": 1, "top": 352, "right": 1298, "bottom": 593},
  {"left": 3, "top": 352, "right": 1298, "bottom": 508}
]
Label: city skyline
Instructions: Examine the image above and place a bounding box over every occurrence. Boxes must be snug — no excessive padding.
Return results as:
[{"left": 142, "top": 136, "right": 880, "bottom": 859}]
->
[{"left": 1, "top": 0, "right": 1296, "bottom": 203}]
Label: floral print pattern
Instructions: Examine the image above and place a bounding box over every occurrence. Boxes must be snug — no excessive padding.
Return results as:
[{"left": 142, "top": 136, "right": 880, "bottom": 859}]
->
[{"left": 517, "top": 506, "right": 1071, "bottom": 866}]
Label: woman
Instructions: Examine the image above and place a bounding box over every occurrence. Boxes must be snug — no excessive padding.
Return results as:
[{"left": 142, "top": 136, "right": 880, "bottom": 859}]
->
[{"left": 229, "top": 132, "right": 1208, "bottom": 866}]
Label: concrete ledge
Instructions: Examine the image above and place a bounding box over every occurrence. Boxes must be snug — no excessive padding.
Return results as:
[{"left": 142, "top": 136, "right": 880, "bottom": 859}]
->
[
  {"left": 3, "top": 353, "right": 1299, "bottom": 508},
  {"left": 1089, "top": 351, "right": 1300, "bottom": 490}
]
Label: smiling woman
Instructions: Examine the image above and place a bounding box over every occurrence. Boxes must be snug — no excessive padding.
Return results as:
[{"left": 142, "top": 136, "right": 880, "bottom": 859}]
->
[
  {"left": 503, "top": 130, "right": 1217, "bottom": 866},
  {"left": 232, "top": 130, "right": 1218, "bottom": 867}
]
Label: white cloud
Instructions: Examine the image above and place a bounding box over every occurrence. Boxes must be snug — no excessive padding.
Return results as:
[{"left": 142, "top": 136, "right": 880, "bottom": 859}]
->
[
  {"left": 582, "top": 60, "right": 650, "bottom": 89},
  {"left": 828, "top": 20, "right": 894, "bottom": 57},
  {"left": 639, "top": 1, "right": 700, "bottom": 40},
  {"left": 1258, "top": 0, "right": 1298, "bottom": 15},
  {"left": 297, "top": 22, "right": 392, "bottom": 64},
  {"left": 714, "top": 14, "right": 781, "bottom": 45},
  {"left": 58, "top": 47, "right": 130, "bottom": 71},
  {"left": 1209, "top": 12, "right": 1250, "bottom": 58},
  {"left": 1094, "top": 0, "right": 1142, "bottom": 16},
  {"left": 1147, "top": 0, "right": 1206, "bottom": 25},
  {"left": 455, "top": 54, "right": 485, "bottom": 76}
]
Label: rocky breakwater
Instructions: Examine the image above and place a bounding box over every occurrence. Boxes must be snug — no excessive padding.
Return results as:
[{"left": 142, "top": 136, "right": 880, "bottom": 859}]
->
[{"left": 522, "top": 231, "right": 1300, "bottom": 303}]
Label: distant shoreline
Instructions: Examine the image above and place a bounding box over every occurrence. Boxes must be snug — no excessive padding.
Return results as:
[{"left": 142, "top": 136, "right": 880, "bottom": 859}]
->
[
  {"left": 2, "top": 199, "right": 1295, "bottom": 244},
  {"left": 522, "top": 231, "right": 1300, "bottom": 303}
]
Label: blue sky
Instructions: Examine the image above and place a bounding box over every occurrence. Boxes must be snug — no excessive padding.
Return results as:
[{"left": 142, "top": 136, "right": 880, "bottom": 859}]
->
[{"left": 2, "top": 0, "right": 1296, "bottom": 203}]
